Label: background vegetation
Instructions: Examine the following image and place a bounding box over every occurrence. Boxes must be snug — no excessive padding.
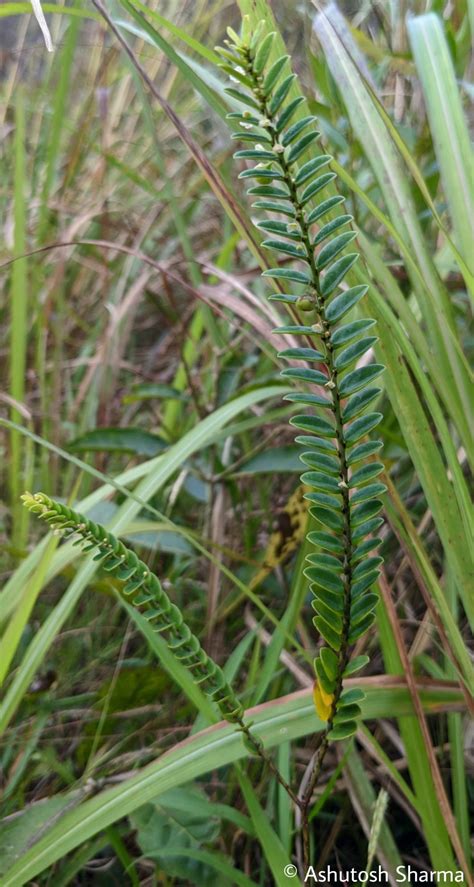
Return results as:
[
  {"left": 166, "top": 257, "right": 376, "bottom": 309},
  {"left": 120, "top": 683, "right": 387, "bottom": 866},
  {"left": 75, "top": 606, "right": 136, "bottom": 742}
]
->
[{"left": 0, "top": 0, "right": 472, "bottom": 884}]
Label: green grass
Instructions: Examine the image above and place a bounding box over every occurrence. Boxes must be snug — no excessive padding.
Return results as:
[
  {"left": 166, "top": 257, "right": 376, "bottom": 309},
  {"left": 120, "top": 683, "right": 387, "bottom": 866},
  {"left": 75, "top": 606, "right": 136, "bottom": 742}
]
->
[{"left": 0, "top": 0, "right": 472, "bottom": 883}]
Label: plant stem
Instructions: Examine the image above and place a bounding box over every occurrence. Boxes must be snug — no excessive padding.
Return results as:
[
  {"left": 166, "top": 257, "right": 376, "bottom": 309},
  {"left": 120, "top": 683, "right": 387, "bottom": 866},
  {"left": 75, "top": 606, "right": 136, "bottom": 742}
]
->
[
  {"left": 237, "top": 718, "right": 303, "bottom": 808},
  {"left": 242, "top": 47, "right": 356, "bottom": 864}
]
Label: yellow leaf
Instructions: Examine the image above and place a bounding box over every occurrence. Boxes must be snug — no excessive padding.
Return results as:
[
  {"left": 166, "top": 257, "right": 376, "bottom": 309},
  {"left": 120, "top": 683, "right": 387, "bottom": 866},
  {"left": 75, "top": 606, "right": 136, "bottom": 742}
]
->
[{"left": 313, "top": 681, "right": 334, "bottom": 721}]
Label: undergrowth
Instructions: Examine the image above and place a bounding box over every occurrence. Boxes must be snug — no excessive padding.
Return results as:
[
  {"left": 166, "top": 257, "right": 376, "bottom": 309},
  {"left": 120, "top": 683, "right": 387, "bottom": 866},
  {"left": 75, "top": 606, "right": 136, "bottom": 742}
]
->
[{"left": 0, "top": 0, "right": 472, "bottom": 884}]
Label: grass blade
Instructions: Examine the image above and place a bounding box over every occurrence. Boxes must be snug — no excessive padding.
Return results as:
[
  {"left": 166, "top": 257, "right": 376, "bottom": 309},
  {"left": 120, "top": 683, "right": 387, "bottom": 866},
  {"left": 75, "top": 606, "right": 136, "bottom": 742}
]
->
[
  {"left": 408, "top": 13, "right": 474, "bottom": 276},
  {"left": 9, "top": 88, "right": 28, "bottom": 549},
  {"left": 237, "top": 770, "right": 293, "bottom": 885},
  {"left": 378, "top": 572, "right": 469, "bottom": 879}
]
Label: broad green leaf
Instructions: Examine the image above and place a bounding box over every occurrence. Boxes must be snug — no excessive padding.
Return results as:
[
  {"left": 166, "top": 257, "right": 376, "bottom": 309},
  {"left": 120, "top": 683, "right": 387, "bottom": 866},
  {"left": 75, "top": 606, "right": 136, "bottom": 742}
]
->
[
  {"left": 68, "top": 428, "right": 168, "bottom": 457},
  {"left": 235, "top": 446, "right": 301, "bottom": 475}
]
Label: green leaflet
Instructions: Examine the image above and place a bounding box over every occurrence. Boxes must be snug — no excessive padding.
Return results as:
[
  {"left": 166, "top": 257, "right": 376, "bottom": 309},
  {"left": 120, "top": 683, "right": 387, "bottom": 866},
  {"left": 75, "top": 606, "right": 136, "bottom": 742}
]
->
[
  {"left": 294, "top": 154, "right": 331, "bottom": 183},
  {"left": 306, "top": 194, "right": 345, "bottom": 223},
  {"left": 264, "top": 55, "right": 290, "bottom": 93},
  {"left": 331, "top": 317, "right": 376, "bottom": 346},
  {"left": 316, "top": 231, "right": 358, "bottom": 270},
  {"left": 342, "top": 388, "right": 382, "bottom": 422},
  {"left": 334, "top": 336, "right": 378, "bottom": 370},
  {"left": 325, "top": 285, "right": 368, "bottom": 322}
]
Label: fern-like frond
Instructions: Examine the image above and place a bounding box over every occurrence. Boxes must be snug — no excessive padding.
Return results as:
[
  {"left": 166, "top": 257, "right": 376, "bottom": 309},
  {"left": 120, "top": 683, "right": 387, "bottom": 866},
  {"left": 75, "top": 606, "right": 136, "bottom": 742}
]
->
[
  {"left": 217, "top": 22, "right": 386, "bottom": 741},
  {"left": 22, "top": 491, "right": 305, "bottom": 802},
  {"left": 21, "top": 492, "right": 245, "bottom": 722}
]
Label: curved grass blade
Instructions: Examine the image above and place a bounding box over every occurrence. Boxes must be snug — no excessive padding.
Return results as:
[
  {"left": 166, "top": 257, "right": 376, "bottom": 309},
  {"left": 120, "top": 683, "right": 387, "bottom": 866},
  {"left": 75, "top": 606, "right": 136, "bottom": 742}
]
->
[{"left": 1, "top": 681, "right": 463, "bottom": 886}]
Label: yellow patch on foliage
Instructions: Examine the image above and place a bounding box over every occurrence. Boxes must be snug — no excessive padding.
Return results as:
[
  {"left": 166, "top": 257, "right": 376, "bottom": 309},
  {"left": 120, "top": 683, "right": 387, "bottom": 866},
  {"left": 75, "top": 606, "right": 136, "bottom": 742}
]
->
[
  {"left": 313, "top": 681, "right": 334, "bottom": 722},
  {"left": 251, "top": 486, "right": 309, "bottom": 589}
]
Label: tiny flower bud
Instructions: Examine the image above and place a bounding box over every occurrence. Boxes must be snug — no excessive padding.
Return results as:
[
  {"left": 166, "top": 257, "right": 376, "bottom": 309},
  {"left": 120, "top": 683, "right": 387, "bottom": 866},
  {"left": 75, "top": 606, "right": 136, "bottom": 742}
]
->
[
  {"left": 325, "top": 380, "right": 336, "bottom": 389},
  {"left": 296, "top": 294, "right": 316, "bottom": 312}
]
